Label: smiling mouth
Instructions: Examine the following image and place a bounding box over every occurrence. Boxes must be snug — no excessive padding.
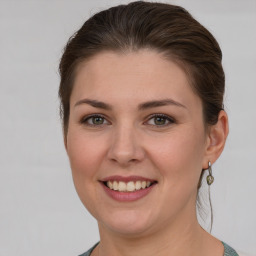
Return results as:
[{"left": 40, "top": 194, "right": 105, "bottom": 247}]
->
[{"left": 103, "top": 180, "right": 157, "bottom": 192}]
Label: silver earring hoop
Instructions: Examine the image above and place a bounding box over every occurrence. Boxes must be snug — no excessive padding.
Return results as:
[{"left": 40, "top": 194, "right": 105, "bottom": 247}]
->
[{"left": 206, "top": 161, "right": 214, "bottom": 185}]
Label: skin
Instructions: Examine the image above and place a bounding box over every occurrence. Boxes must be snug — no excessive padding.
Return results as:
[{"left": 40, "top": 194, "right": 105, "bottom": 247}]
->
[{"left": 65, "top": 49, "right": 229, "bottom": 256}]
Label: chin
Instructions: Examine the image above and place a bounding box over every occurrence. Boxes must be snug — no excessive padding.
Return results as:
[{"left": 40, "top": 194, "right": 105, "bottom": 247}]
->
[{"left": 98, "top": 209, "right": 156, "bottom": 236}]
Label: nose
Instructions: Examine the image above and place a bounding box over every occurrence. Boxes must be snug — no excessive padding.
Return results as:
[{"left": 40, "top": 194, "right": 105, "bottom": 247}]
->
[{"left": 107, "top": 123, "right": 145, "bottom": 167}]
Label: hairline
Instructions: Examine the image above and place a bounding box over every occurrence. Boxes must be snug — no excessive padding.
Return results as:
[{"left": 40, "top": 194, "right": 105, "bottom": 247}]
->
[{"left": 62, "top": 47, "right": 210, "bottom": 140}]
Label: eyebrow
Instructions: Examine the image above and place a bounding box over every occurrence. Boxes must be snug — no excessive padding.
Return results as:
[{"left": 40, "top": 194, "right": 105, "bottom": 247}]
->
[
  {"left": 138, "top": 99, "right": 186, "bottom": 110},
  {"left": 74, "top": 99, "right": 112, "bottom": 110},
  {"left": 74, "top": 98, "right": 186, "bottom": 110}
]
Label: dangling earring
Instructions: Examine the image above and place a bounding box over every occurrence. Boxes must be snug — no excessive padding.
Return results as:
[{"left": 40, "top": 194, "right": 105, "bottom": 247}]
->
[{"left": 206, "top": 161, "right": 214, "bottom": 185}]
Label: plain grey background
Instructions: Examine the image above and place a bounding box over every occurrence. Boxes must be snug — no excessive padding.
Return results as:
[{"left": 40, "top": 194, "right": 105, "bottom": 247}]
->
[{"left": 0, "top": 0, "right": 255, "bottom": 255}]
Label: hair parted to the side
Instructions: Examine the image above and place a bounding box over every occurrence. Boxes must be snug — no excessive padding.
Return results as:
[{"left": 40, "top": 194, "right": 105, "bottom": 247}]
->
[{"left": 59, "top": 1, "right": 225, "bottom": 230}]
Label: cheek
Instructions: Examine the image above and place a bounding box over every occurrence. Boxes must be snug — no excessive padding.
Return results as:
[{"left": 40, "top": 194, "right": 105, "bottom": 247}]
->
[
  {"left": 66, "top": 129, "right": 109, "bottom": 216},
  {"left": 66, "top": 129, "right": 106, "bottom": 185},
  {"left": 145, "top": 128, "right": 206, "bottom": 218},
  {"left": 147, "top": 127, "right": 205, "bottom": 186}
]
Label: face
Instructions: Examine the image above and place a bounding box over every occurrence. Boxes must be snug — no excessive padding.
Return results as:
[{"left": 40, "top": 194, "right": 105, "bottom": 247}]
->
[{"left": 66, "top": 50, "right": 209, "bottom": 236}]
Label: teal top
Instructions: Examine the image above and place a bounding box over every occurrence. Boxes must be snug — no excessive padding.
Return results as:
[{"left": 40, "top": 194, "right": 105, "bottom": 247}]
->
[{"left": 79, "top": 241, "right": 239, "bottom": 256}]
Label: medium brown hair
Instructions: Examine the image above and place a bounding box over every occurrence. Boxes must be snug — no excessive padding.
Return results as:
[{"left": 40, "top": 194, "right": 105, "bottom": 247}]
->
[{"left": 59, "top": 1, "right": 225, "bottom": 137}]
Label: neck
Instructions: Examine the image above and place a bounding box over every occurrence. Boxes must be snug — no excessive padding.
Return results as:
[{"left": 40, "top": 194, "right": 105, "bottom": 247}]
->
[{"left": 97, "top": 211, "right": 209, "bottom": 256}]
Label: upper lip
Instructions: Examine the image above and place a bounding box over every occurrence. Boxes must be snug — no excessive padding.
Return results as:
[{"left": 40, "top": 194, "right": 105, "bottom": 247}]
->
[{"left": 100, "top": 175, "right": 157, "bottom": 183}]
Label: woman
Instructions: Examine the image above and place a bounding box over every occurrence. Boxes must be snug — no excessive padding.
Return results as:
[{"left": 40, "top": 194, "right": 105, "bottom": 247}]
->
[{"left": 58, "top": 1, "right": 241, "bottom": 255}]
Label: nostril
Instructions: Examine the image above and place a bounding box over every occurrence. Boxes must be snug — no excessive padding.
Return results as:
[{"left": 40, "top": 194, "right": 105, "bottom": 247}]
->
[{"left": 107, "top": 132, "right": 145, "bottom": 164}]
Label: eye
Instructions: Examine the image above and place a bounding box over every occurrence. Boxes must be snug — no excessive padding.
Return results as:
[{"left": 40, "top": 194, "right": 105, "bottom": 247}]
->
[
  {"left": 81, "top": 114, "right": 109, "bottom": 126},
  {"left": 146, "top": 114, "right": 175, "bottom": 127}
]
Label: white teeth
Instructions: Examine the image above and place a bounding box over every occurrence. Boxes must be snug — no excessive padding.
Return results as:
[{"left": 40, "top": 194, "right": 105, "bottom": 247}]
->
[
  {"left": 113, "top": 181, "right": 118, "bottom": 190},
  {"left": 127, "top": 181, "right": 135, "bottom": 192},
  {"left": 105, "top": 180, "right": 154, "bottom": 192},
  {"left": 107, "top": 181, "right": 113, "bottom": 189},
  {"left": 119, "top": 181, "right": 126, "bottom": 191},
  {"left": 135, "top": 181, "right": 142, "bottom": 190}
]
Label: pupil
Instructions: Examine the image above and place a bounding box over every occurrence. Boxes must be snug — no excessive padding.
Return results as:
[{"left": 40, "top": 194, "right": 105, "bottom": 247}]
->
[
  {"left": 155, "top": 117, "right": 166, "bottom": 125},
  {"left": 93, "top": 117, "right": 103, "bottom": 124}
]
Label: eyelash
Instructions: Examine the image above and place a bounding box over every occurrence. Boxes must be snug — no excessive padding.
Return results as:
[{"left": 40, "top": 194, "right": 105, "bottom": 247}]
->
[
  {"left": 80, "top": 113, "right": 175, "bottom": 128},
  {"left": 80, "top": 114, "right": 108, "bottom": 127},
  {"left": 145, "top": 114, "right": 175, "bottom": 127}
]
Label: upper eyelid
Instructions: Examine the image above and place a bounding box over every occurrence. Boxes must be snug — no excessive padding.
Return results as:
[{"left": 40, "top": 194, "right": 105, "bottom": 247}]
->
[
  {"left": 145, "top": 113, "right": 175, "bottom": 122},
  {"left": 146, "top": 113, "right": 174, "bottom": 119},
  {"left": 83, "top": 113, "right": 105, "bottom": 119}
]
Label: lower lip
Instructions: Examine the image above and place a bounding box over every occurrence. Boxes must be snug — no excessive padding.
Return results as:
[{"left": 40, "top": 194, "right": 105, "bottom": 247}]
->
[{"left": 101, "top": 182, "right": 156, "bottom": 202}]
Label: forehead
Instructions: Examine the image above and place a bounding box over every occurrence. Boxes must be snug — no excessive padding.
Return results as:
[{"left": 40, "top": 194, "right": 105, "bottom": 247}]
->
[{"left": 71, "top": 49, "right": 200, "bottom": 109}]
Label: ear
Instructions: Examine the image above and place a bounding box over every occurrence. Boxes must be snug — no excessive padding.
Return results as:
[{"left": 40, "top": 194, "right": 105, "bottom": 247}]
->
[{"left": 202, "top": 110, "right": 229, "bottom": 169}]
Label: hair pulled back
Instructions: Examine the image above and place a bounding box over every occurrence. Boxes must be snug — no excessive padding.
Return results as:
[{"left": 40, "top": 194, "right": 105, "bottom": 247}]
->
[{"left": 59, "top": 1, "right": 225, "bottom": 137}]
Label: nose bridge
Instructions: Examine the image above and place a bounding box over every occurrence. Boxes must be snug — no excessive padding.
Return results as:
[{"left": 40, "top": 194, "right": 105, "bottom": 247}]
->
[{"left": 107, "top": 121, "right": 144, "bottom": 165}]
